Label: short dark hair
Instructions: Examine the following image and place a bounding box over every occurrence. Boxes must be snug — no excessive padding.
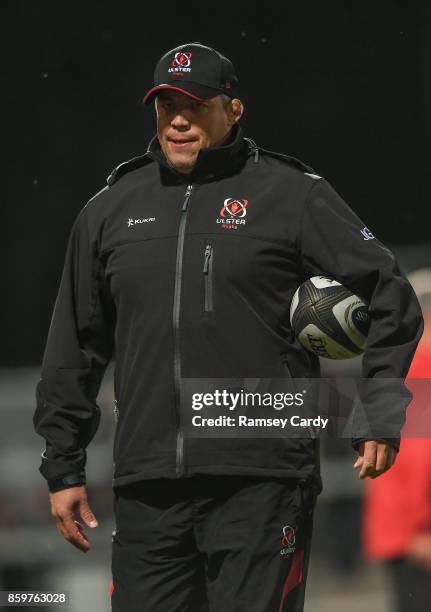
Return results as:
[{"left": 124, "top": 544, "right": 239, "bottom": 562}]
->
[{"left": 220, "top": 94, "right": 233, "bottom": 107}]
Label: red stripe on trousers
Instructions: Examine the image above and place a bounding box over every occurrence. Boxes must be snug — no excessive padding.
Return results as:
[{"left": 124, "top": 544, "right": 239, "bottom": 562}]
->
[
  {"left": 109, "top": 581, "right": 115, "bottom": 598},
  {"left": 278, "top": 548, "right": 305, "bottom": 612}
]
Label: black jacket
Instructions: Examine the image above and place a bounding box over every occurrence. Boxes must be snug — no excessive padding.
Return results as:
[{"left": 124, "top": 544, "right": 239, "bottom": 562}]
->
[{"left": 33, "top": 125, "right": 423, "bottom": 492}]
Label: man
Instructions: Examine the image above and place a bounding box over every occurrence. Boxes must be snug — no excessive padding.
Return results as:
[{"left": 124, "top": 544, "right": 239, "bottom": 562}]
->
[{"left": 33, "top": 42, "right": 423, "bottom": 611}]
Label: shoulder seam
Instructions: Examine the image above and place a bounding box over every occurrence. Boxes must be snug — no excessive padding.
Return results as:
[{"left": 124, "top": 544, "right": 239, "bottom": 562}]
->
[
  {"left": 107, "top": 154, "right": 154, "bottom": 186},
  {"left": 259, "top": 147, "right": 320, "bottom": 176},
  {"left": 86, "top": 185, "right": 109, "bottom": 206}
]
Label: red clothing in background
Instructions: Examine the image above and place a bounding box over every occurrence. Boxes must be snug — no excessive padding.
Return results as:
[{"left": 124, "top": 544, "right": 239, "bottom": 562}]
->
[{"left": 363, "top": 344, "right": 431, "bottom": 560}]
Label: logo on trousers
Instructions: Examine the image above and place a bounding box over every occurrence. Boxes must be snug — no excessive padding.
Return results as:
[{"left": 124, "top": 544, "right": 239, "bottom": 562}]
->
[{"left": 280, "top": 525, "right": 296, "bottom": 557}]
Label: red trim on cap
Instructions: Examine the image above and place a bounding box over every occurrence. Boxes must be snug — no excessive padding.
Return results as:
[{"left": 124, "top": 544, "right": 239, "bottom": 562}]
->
[
  {"left": 109, "top": 581, "right": 114, "bottom": 598},
  {"left": 143, "top": 85, "right": 206, "bottom": 104}
]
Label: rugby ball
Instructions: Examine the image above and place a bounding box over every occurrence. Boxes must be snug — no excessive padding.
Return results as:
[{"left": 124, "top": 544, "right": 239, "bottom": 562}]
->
[{"left": 290, "top": 276, "right": 370, "bottom": 359}]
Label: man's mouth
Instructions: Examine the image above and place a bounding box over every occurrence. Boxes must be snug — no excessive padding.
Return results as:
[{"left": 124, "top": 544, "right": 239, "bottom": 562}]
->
[{"left": 167, "top": 137, "right": 198, "bottom": 148}]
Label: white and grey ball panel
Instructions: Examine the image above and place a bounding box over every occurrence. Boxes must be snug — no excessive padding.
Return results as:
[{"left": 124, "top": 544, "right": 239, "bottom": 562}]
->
[{"left": 290, "top": 276, "right": 370, "bottom": 360}]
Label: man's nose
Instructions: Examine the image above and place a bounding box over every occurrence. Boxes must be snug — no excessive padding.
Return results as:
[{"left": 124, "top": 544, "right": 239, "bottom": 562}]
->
[{"left": 171, "top": 111, "right": 190, "bottom": 129}]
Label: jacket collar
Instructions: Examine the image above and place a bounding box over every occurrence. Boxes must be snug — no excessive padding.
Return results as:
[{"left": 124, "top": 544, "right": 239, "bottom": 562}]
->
[{"left": 146, "top": 124, "right": 248, "bottom": 183}]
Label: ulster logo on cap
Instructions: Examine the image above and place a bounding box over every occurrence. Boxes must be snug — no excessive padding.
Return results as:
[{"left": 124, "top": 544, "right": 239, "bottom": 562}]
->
[{"left": 169, "top": 51, "right": 192, "bottom": 73}]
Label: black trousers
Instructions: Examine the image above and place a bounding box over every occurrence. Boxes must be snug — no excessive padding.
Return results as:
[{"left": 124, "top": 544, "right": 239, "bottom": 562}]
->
[
  {"left": 388, "top": 557, "right": 431, "bottom": 612},
  {"left": 110, "top": 475, "right": 317, "bottom": 612}
]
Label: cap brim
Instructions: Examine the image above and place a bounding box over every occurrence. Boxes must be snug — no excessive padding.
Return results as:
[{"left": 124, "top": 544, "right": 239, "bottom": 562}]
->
[{"left": 143, "top": 82, "right": 223, "bottom": 105}]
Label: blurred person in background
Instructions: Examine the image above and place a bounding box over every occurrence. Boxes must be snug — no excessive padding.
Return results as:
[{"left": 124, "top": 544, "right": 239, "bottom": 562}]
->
[{"left": 363, "top": 268, "right": 431, "bottom": 612}]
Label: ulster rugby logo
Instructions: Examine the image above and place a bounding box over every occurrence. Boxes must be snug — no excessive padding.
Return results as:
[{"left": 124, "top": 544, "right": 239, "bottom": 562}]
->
[
  {"left": 280, "top": 525, "right": 296, "bottom": 558},
  {"left": 220, "top": 198, "right": 248, "bottom": 218},
  {"left": 169, "top": 51, "right": 192, "bottom": 73},
  {"left": 217, "top": 198, "right": 249, "bottom": 230}
]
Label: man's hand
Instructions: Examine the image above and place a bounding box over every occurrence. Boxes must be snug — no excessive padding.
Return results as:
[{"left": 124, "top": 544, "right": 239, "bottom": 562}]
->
[
  {"left": 49, "top": 485, "right": 98, "bottom": 553},
  {"left": 353, "top": 440, "right": 397, "bottom": 479}
]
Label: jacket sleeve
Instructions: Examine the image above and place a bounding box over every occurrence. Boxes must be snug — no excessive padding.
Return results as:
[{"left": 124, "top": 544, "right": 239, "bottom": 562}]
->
[
  {"left": 33, "top": 204, "right": 115, "bottom": 484},
  {"left": 298, "top": 177, "right": 424, "bottom": 450}
]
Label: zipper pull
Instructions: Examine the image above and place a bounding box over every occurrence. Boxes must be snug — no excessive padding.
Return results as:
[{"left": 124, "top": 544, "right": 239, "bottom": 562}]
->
[
  {"left": 182, "top": 184, "right": 193, "bottom": 211},
  {"left": 245, "top": 138, "right": 260, "bottom": 163},
  {"left": 203, "top": 244, "right": 212, "bottom": 273}
]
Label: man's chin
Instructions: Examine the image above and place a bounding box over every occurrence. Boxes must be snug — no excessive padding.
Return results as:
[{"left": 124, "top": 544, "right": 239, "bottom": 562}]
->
[{"left": 166, "top": 153, "right": 197, "bottom": 175}]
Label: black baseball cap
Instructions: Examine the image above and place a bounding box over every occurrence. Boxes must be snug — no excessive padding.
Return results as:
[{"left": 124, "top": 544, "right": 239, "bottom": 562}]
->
[{"left": 143, "top": 42, "right": 239, "bottom": 105}]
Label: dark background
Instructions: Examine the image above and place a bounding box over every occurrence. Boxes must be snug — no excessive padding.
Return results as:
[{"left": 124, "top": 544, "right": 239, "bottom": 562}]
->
[{"left": 4, "top": 0, "right": 430, "bottom": 365}]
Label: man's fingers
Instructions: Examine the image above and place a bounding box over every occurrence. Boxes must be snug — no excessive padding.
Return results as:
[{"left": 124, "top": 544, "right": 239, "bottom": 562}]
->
[
  {"left": 375, "top": 443, "right": 389, "bottom": 472},
  {"left": 56, "top": 513, "right": 91, "bottom": 552},
  {"left": 371, "top": 445, "right": 397, "bottom": 477},
  {"left": 49, "top": 486, "right": 95, "bottom": 553},
  {"left": 353, "top": 441, "right": 364, "bottom": 469},
  {"left": 363, "top": 440, "right": 378, "bottom": 465},
  {"left": 355, "top": 442, "right": 397, "bottom": 479},
  {"left": 359, "top": 441, "right": 378, "bottom": 478},
  {"left": 60, "top": 515, "right": 90, "bottom": 551},
  {"left": 79, "top": 499, "right": 98, "bottom": 529},
  {"left": 74, "top": 521, "right": 90, "bottom": 544},
  {"left": 353, "top": 456, "right": 363, "bottom": 469}
]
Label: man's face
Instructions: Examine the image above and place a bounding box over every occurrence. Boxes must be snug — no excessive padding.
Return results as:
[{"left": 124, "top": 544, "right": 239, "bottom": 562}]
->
[{"left": 155, "top": 90, "right": 242, "bottom": 174}]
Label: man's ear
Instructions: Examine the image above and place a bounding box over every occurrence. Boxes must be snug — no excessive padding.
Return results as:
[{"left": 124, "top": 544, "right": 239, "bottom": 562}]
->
[{"left": 229, "top": 98, "right": 244, "bottom": 124}]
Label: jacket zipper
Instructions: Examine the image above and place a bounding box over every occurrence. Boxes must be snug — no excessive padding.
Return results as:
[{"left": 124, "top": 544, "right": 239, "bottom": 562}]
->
[
  {"left": 173, "top": 184, "right": 193, "bottom": 477},
  {"left": 113, "top": 399, "right": 119, "bottom": 422},
  {"left": 113, "top": 399, "right": 120, "bottom": 467},
  {"left": 203, "top": 244, "right": 214, "bottom": 312}
]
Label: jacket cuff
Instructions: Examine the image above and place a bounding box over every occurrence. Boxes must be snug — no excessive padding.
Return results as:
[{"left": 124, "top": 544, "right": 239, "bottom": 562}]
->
[
  {"left": 39, "top": 447, "right": 87, "bottom": 481},
  {"left": 352, "top": 438, "right": 400, "bottom": 452},
  {"left": 48, "top": 471, "right": 86, "bottom": 493}
]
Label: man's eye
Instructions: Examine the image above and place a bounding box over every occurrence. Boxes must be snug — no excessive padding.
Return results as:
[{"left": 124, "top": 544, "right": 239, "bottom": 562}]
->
[{"left": 192, "top": 101, "right": 207, "bottom": 109}]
